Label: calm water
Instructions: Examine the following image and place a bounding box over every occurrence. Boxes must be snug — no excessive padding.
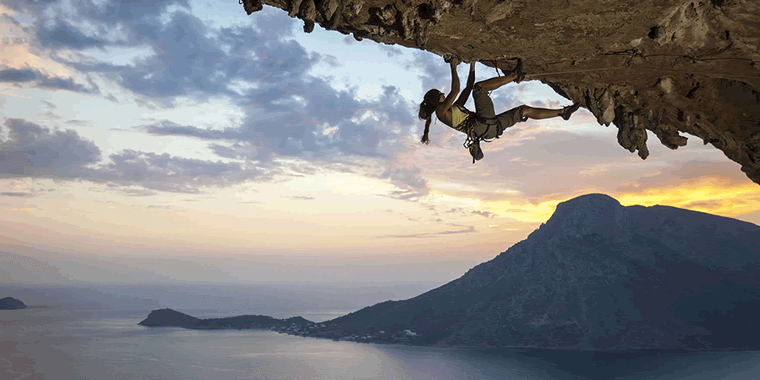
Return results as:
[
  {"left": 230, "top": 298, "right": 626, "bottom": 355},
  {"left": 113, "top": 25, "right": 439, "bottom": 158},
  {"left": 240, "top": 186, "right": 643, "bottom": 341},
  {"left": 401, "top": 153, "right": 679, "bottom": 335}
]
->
[{"left": 2, "top": 307, "right": 760, "bottom": 380}]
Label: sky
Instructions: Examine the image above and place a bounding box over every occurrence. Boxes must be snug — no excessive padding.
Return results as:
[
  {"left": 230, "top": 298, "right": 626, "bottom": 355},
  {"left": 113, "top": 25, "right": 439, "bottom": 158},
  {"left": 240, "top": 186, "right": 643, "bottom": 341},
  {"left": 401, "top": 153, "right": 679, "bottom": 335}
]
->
[{"left": 1, "top": 0, "right": 759, "bottom": 287}]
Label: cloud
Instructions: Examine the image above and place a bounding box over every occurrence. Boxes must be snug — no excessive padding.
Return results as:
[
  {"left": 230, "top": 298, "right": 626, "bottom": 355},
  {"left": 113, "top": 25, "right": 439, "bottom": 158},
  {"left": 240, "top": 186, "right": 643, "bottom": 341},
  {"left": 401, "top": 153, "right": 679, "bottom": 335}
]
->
[
  {"left": 379, "top": 44, "right": 402, "bottom": 58},
  {"left": 35, "top": 16, "right": 110, "bottom": 50},
  {"left": 444, "top": 207, "right": 497, "bottom": 218},
  {"left": 288, "top": 195, "right": 315, "bottom": 200},
  {"left": 409, "top": 50, "right": 449, "bottom": 93},
  {"left": 64, "top": 120, "right": 92, "bottom": 126},
  {"left": 425, "top": 129, "right": 640, "bottom": 201},
  {"left": 29, "top": 3, "right": 414, "bottom": 163},
  {"left": 615, "top": 160, "right": 750, "bottom": 193},
  {"left": 376, "top": 226, "right": 476, "bottom": 238},
  {"left": 145, "top": 204, "right": 172, "bottom": 209},
  {"left": 0, "top": 65, "right": 99, "bottom": 94},
  {"left": 373, "top": 165, "right": 429, "bottom": 201},
  {"left": 0, "top": 118, "right": 272, "bottom": 194},
  {"left": 5, "top": 0, "right": 426, "bottom": 200},
  {"left": 43, "top": 6, "right": 304, "bottom": 106},
  {"left": 97, "top": 149, "right": 267, "bottom": 193},
  {"left": 1, "top": 191, "right": 33, "bottom": 197},
  {"left": 142, "top": 82, "right": 414, "bottom": 163},
  {"left": 0, "top": 118, "right": 102, "bottom": 177},
  {"left": 471, "top": 210, "right": 497, "bottom": 218}
]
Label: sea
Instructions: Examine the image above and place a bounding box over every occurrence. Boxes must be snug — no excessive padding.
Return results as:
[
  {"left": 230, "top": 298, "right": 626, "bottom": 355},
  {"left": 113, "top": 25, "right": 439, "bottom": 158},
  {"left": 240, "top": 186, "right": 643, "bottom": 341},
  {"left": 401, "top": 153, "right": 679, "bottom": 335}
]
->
[{"left": 2, "top": 284, "right": 760, "bottom": 380}]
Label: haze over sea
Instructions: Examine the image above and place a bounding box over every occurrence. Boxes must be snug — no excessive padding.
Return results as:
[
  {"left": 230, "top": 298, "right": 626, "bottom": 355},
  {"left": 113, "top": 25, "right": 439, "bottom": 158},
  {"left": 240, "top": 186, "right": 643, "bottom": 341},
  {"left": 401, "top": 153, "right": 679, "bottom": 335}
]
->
[{"left": 2, "top": 283, "right": 759, "bottom": 380}]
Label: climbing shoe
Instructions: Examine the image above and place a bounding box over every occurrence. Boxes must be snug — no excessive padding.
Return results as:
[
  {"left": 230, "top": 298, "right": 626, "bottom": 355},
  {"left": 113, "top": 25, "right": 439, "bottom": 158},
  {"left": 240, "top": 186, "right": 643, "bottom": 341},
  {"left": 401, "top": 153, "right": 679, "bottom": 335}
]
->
[
  {"left": 513, "top": 58, "right": 525, "bottom": 83},
  {"left": 561, "top": 103, "right": 581, "bottom": 120}
]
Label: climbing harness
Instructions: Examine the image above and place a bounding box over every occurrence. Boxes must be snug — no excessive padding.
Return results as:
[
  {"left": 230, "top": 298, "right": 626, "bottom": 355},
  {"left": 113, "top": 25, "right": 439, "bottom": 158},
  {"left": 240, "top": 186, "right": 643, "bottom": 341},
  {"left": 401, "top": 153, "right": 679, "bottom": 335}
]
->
[
  {"left": 459, "top": 107, "right": 527, "bottom": 164},
  {"left": 458, "top": 59, "right": 528, "bottom": 164}
]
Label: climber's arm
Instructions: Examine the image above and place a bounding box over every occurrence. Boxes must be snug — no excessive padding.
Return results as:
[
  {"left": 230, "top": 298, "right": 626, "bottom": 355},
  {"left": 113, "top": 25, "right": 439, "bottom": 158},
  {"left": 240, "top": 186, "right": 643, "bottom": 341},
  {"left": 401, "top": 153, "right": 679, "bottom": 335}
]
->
[
  {"left": 454, "top": 62, "right": 475, "bottom": 106},
  {"left": 438, "top": 59, "right": 460, "bottom": 115}
]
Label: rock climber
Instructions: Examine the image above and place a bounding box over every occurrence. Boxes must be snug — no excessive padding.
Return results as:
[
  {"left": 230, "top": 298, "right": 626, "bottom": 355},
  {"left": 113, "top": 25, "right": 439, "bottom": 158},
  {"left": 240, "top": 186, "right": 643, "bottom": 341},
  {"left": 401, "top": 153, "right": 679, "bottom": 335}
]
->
[{"left": 417, "top": 55, "right": 581, "bottom": 162}]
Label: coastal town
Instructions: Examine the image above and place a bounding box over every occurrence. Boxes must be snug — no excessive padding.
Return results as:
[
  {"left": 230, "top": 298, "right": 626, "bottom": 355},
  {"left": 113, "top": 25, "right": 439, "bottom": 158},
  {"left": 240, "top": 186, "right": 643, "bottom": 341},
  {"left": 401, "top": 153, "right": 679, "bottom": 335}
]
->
[{"left": 269, "top": 320, "right": 421, "bottom": 345}]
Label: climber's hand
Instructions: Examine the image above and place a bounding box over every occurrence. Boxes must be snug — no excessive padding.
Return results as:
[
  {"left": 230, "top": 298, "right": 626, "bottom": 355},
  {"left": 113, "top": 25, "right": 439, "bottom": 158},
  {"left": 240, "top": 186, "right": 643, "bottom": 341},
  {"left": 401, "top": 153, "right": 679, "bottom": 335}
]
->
[{"left": 443, "top": 53, "right": 460, "bottom": 66}]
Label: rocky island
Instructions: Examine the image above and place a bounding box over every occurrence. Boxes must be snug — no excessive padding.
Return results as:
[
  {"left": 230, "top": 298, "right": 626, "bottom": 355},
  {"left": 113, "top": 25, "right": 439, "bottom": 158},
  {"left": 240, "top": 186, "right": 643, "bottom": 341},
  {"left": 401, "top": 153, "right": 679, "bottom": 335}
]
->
[
  {"left": 138, "top": 308, "right": 313, "bottom": 330},
  {"left": 0, "top": 297, "right": 27, "bottom": 310},
  {"left": 138, "top": 194, "right": 760, "bottom": 351}
]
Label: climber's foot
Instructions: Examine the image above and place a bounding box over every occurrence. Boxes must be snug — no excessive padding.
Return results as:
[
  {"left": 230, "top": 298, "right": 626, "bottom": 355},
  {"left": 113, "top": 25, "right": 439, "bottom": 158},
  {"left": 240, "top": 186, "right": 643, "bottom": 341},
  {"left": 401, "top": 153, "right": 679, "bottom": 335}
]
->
[
  {"left": 513, "top": 58, "right": 525, "bottom": 83},
  {"left": 560, "top": 103, "right": 581, "bottom": 120}
]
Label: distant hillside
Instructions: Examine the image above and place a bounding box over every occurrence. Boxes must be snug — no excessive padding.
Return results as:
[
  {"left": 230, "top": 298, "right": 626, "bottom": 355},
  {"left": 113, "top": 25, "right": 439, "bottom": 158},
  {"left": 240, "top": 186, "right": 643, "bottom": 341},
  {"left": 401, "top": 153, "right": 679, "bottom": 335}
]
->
[
  {"left": 0, "top": 297, "right": 26, "bottom": 310},
  {"left": 303, "top": 194, "right": 760, "bottom": 351}
]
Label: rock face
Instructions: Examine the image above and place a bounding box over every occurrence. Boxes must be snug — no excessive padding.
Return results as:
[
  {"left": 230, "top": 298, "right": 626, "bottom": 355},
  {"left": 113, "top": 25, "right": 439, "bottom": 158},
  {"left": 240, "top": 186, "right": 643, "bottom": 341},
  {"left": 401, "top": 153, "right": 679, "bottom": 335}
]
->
[
  {"left": 243, "top": 0, "right": 760, "bottom": 186},
  {"left": 309, "top": 194, "right": 760, "bottom": 351},
  {"left": 138, "top": 308, "right": 313, "bottom": 330},
  {"left": 0, "top": 297, "right": 27, "bottom": 310}
]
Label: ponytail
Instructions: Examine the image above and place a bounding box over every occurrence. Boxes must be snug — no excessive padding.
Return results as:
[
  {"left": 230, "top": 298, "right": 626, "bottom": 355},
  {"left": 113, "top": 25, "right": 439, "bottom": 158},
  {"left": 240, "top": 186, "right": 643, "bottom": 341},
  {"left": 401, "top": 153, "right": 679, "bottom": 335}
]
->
[
  {"left": 419, "top": 89, "right": 441, "bottom": 145},
  {"left": 421, "top": 115, "right": 431, "bottom": 144}
]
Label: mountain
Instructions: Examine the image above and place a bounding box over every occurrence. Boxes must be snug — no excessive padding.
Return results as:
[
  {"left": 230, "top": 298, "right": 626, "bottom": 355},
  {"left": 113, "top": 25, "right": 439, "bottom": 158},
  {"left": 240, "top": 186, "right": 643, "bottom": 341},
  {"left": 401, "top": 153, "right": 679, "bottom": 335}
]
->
[
  {"left": 0, "top": 297, "right": 27, "bottom": 310},
  {"left": 303, "top": 194, "right": 760, "bottom": 351},
  {"left": 138, "top": 308, "right": 313, "bottom": 330}
]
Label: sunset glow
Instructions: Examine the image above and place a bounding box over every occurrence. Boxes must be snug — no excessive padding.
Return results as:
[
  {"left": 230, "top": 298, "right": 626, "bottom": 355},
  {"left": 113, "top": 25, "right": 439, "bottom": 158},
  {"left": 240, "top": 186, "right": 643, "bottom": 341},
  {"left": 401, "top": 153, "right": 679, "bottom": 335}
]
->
[{"left": 1, "top": 0, "right": 758, "bottom": 285}]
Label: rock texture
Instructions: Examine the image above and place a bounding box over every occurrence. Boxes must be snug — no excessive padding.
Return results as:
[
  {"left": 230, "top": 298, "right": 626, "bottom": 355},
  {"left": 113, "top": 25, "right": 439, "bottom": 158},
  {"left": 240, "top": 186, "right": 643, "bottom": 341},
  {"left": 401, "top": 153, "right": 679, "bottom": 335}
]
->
[
  {"left": 243, "top": 0, "right": 760, "bottom": 185},
  {"left": 0, "top": 297, "right": 27, "bottom": 310},
  {"left": 304, "top": 194, "right": 760, "bottom": 351}
]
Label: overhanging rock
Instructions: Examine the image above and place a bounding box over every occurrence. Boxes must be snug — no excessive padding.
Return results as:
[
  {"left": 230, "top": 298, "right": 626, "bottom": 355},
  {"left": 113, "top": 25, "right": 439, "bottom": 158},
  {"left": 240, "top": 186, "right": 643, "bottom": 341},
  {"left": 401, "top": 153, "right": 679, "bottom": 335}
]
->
[{"left": 242, "top": 0, "right": 760, "bottom": 186}]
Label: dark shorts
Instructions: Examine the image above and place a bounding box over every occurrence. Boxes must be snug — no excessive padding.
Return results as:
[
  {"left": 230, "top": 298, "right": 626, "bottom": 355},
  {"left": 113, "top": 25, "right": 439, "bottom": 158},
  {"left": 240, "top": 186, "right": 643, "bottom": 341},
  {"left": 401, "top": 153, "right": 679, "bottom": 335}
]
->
[{"left": 471, "top": 85, "right": 525, "bottom": 139}]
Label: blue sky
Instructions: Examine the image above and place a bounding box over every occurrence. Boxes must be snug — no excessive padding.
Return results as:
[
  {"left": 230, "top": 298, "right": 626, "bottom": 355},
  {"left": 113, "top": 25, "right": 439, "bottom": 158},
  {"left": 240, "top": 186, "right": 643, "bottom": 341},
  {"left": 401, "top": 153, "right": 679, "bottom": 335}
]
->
[{"left": 1, "top": 0, "right": 758, "bottom": 286}]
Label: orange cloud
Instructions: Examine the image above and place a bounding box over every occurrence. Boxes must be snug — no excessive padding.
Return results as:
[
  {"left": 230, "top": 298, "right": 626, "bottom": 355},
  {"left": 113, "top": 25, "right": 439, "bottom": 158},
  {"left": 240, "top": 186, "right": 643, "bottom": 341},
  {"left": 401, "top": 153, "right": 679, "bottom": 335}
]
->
[
  {"left": 614, "top": 176, "right": 760, "bottom": 218},
  {"left": 0, "top": 14, "right": 72, "bottom": 77}
]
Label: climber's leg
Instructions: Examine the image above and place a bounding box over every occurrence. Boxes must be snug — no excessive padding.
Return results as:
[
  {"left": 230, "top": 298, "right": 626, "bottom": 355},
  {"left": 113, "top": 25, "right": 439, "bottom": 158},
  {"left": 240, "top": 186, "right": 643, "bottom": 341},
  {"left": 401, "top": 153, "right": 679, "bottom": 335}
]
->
[
  {"left": 472, "top": 84, "right": 497, "bottom": 119},
  {"left": 522, "top": 106, "right": 564, "bottom": 120},
  {"left": 474, "top": 73, "right": 518, "bottom": 92}
]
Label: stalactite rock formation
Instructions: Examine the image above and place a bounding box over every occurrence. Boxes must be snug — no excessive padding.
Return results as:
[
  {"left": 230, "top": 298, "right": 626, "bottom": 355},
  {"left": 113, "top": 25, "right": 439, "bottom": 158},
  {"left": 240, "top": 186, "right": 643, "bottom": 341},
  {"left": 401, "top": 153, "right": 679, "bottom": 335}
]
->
[{"left": 243, "top": 0, "right": 760, "bottom": 185}]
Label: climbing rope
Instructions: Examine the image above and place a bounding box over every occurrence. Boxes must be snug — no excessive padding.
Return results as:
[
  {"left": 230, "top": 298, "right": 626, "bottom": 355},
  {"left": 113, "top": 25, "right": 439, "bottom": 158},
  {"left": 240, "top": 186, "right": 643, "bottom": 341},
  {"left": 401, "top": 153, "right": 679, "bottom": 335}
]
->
[
  {"left": 487, "top": 60, "right": 501, "bottom": 96},
  {"left": 525, "top": 66, "right": 760, "bottom": 80},
  {"left": 480, "top": 54, "right": 759, "bottom": 81}
]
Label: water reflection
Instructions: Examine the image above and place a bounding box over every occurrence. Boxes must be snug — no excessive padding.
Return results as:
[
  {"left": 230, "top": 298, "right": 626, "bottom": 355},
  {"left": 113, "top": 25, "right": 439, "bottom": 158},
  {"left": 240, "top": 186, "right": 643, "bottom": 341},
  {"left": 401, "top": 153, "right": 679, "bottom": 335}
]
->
[{"left": 3, "top": 307, "right": 760, "bottom": 380}]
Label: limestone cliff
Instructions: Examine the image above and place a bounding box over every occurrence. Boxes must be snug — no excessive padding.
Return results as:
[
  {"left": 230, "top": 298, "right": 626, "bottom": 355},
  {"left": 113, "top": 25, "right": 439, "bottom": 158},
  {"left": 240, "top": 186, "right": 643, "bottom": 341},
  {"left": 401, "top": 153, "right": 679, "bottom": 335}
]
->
[{"left": 242, "top": 0, "right": 760, "bottom": 185}]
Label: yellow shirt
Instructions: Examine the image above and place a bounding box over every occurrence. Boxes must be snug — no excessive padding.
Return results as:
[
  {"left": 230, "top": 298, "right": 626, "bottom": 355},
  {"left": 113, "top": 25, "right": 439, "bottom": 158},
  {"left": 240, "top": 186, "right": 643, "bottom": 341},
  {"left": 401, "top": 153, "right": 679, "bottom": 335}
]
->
[{"left": 451, "top": 105, "right": 471, "bottom": 133}]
